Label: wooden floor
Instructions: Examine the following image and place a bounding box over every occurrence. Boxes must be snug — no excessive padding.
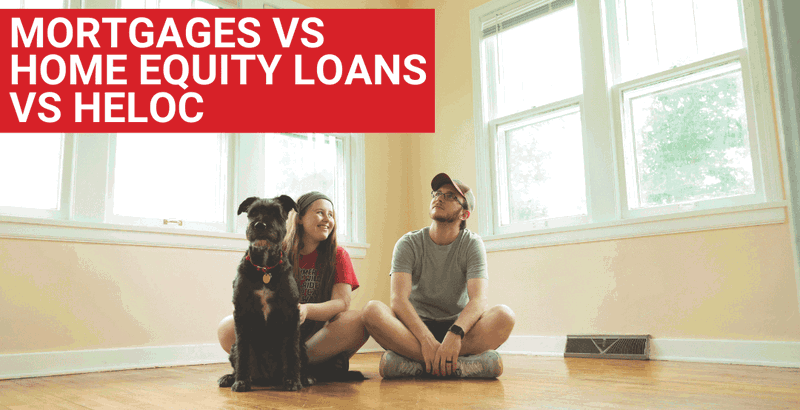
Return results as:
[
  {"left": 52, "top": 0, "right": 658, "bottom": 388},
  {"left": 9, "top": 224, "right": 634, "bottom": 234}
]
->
[{"left": 1, "top": 352, "right": 798, "bottom": 409}]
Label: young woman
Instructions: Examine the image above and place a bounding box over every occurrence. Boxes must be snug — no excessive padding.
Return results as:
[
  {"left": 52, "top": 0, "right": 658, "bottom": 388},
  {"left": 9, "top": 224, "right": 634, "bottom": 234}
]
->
[{"left": 217, "top": 191, "right": 368, "bottom": 373}]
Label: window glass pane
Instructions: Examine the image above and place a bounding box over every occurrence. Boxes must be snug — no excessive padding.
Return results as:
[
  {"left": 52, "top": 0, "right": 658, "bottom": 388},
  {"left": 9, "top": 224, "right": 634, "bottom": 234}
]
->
[
  {"left": 113, "top": 134, "right": 227, "bottom": 223},
  {"left": 498, "top": 106, "right": 586, "bottom": 225},
  {"left": 482, "top": 1, "right": 582, "bottom": 117},
  {"left": 0, "top": 134, "right": 63, "bottom": 210},
  {"left": 195, "top": 0, "right": 219, "bottom": 8},
  {"left": 119, "top": 0, "right": 147, "bottom": 8},
  {"left": 622, "top": 62, "right": 754, "bottom": 209},
  {"left": 263, "top": 133, "right": 345, "bottom": 233},
  {"left": 18, "top": 0, "right": 63, "bottom": 8},
  {"left": 158, "top": 0, "right": 192, "bottom": 7},
  {"left": 1, "top": 0, "right": 22, "bottom": 8},
  {"left": 617, "top": 0, "right": 743, "bottom": 81},
  {"left": 121, "top": 0, "right": 198, "bottom": 8}
]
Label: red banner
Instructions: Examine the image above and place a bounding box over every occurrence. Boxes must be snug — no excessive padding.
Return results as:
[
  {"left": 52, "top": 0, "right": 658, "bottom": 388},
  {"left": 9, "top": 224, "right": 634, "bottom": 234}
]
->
[{"left": 1, "top": 9, "right": 434, "bottom": 133}]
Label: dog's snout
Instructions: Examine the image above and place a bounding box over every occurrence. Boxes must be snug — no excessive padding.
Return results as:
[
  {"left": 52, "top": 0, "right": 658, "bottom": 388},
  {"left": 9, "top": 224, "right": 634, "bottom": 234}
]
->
[{"left": 254, "top": 221, "right": 267, "bottom": 230}]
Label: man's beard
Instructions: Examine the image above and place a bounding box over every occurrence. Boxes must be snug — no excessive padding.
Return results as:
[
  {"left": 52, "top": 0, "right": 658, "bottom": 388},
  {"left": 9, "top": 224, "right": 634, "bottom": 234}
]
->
[{"left": 431, "top": 207, "right": 461, "bottom": 224}]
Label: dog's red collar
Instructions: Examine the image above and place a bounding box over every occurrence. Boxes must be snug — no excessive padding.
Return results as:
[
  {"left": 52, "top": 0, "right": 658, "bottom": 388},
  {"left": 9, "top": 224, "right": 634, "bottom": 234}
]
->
[{"left": 246, "top": 251, "right": 283, "bottom": 284}]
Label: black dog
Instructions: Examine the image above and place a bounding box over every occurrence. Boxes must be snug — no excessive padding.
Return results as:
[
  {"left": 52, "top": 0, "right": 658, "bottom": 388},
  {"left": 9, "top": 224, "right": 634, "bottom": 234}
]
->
[{"left": 218, "top": 195, "right": 314, "bottom": 392}]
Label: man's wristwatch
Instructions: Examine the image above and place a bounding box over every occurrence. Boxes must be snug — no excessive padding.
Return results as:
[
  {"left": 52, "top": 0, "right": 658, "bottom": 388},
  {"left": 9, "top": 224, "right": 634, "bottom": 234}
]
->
[{"left": 448, "top": 324, "right": 465, "bottom": 339}]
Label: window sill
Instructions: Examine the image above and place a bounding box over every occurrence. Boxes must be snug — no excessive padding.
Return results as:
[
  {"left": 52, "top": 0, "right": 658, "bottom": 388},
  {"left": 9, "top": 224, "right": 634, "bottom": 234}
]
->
[
  {"left": 0, "top": 216, "right": 370, "bottom": 258},
  {"left": 339, "top": 241, "right": 370, "bottom": 259},
  {"left": 482, "top": 201, "right": 788, "bottom": 252}
]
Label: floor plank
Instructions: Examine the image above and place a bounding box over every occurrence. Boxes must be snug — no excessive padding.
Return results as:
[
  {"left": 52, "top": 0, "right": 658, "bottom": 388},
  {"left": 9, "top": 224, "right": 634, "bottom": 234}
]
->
[{"left": 1, "top": 353, "right": 798, "bottom": 409}]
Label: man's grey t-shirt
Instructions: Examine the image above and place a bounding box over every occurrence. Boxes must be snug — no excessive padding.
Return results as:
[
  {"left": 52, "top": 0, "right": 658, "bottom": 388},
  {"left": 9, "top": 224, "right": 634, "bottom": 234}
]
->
[{"left": 390, "top": 227, "right": 488, "bottom": 321}]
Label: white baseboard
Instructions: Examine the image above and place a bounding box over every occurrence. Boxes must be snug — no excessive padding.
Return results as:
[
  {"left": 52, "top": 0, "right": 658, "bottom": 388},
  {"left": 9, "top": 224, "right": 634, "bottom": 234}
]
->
[
  {"left": 497, "top": 335, "right": 567, "bottom": 356},
  {"left": 0, "top": 340, "right": 399, "bottom": 380},
  {"left": 3, "top": 337, "right": 798, "bottom": 380},
  {"left": 650, "top": 338, "right": 800, "bottom": 368},
  {"left": 497, "top": 335, "right": 800, "bottom": 368},
  {"left": 0, "top": 344, "right": 229, "bottom": 380}
]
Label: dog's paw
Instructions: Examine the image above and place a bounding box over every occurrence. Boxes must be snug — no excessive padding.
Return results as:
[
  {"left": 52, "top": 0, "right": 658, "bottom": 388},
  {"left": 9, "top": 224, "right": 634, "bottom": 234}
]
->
[
  {"left": 302, "top": 375, "right": 316, "bottom": 387},
  {"left": 231, "top": 380, "right": 251, "bottom": 392},
  {"left": 282, "top": 378, "right": 303, "bottom": 391},
  {"left": 218, "top": 374, "right": 235, "bottom": 388}
]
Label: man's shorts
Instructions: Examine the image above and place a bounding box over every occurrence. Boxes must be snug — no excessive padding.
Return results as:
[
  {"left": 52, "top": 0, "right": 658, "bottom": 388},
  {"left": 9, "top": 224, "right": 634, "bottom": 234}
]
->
[{"left": 423, "top": 319, "right": 456, "bottom": 343}]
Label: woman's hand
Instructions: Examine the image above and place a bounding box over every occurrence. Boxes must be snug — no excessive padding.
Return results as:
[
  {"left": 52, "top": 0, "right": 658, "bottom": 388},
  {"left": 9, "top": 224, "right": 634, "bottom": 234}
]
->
[{"left": 298, "top": 303, "right": 308, "bottom": 324}]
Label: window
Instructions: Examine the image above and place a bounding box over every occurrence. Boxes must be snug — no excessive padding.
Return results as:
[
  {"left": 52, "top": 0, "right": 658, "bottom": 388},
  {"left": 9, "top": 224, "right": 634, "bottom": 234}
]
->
[
  {"left": 495, "top": 105, "right": 587, "bottom": 231},
  {"left": 0, "top": 134, "right": 366, "bottom": 253},
  {"left": 471, "top": 0, "right": 783, "bottom": 248},
  {"left": 481, "top": 0, "right": 582, "bottom": 119},
  {"left": 620, "top": 60, "right": 756, "bottom": 216},
  {"left": 234, "top": 133, "right": 363, "bottom": 245},
  {"left": 109, "top": 134, "right": 229, "bottom": 231},
  {"left": 614, "top": 0, "right": 744, "bottom": 82},
  {"left": 480, "top": 0, "right": 586, "bottom": 234},
  {"left": 4, "top": 0, "right": 66, "bottom": 8},
  {"left": 119, "top": 0, "right": 221, "bottom": 8},
  {"left": 263, "top": 134, "right": 348, "bottom": 237},
  {"left": 0, "top": 134, "right": 67, "bottom": 218},
  {"left": 479, "top": 0, "right": 590, "bottom": 235}
]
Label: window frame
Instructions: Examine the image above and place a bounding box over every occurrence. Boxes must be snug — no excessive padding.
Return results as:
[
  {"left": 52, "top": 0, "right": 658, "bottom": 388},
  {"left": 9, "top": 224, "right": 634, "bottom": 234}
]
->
[
  {"left": 0, "top": 133, "right": 73, "bottom": 220},
  {"left": 0, "top": 133, "right": 368, "bottom": 257},
  {"left": 11, "top": 0, "right": 69, "bottom": 8},
  {"left": 489, "top": 98, "right": 590, "bottom": 234},
  {"left": 105, "top": 133, "right": 232, "bottom": 233},
  {"left": 614, "top": 51, "right": 766, "bottom": 219},
  {"left": 114, "top": 0, "right": 228, "bottom": 9},
  {"left": 470, "top": 0, "right": 786, "bottom": 252},
  {"left": 234, "top": 133, "right": 367, "bottom": 249}
]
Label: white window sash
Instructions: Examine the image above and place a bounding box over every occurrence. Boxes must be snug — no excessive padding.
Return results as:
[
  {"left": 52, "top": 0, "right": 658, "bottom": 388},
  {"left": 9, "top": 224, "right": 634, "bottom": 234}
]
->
[
  {"left": 488, "top": 97, "right": 587, "bottom": 234},
  {"left": 104, "top": 134, "right": 231, "bottom": 232},
  {"left": 0, "top": 134, "right": 73, "bottom": 220},
  {"left": 470, "top": 0, "right": 785, "bottom": 251},
  {"left": 0, "top": 133, "right": 368, "bottom": 257},
  {"left": 612, "top": 50, "right": 774, "bottom": 219}
]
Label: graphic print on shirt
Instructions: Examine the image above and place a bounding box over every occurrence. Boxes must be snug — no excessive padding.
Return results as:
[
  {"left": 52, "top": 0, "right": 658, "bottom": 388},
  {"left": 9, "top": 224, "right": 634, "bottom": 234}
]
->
[{"left": 299, "top": 266, "right": 321, "bottom": 303}]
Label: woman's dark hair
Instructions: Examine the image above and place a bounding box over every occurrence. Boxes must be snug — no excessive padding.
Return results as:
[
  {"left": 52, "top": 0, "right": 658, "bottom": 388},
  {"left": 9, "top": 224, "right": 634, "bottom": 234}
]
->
[{"left": 282, "top": 194, "right": 338, "bottom": 340}]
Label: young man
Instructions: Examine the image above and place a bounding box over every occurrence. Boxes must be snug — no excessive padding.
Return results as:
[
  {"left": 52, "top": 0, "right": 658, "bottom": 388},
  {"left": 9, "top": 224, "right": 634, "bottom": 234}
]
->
[{"left": 363, "top": 173, "right": 515, "bottom": 378}]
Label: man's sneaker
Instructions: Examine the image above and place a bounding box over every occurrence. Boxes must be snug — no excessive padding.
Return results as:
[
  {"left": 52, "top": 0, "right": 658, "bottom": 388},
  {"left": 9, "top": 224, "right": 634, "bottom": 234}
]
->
[
  {"left": 455, "top": 350, "right": 503, "bottom": 378},
  {"left": 379, "top": 350, "right": 424, "bottom": 378}
]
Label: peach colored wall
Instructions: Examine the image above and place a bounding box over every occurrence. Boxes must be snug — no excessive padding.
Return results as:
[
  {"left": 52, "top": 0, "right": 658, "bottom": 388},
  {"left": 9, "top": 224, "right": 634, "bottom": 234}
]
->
[
  {"left": 0, "top": 241, "right": 239, "bottom": 353},
  {"left": 356, "top": 134, "right": 411, "bottom": 319},
  {"left": 0, "top": 134, "right": 409, "bottom": 355},
  {"left": 488, "top": 224, "right": 800, "bottom": 340},
  {"left": 405, "top": 0, "right": 800, "bottom": 341}
]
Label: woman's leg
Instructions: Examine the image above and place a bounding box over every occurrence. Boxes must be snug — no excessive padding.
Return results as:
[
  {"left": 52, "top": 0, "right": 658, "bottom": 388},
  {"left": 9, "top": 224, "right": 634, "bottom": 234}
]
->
[
  {"left": 305, "top": 310, "right": 370, "bottom": 364},
  {"left": 217, "top": 315, "right": 235, "bottom": 354},
  {"left": 218, "top": 310, "right": 370, "bottom": 362}
]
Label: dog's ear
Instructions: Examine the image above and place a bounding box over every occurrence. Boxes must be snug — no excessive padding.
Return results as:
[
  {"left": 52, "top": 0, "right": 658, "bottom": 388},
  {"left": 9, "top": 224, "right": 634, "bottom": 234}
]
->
[
  {"left": 274, "top": 195, "right": 297, "bottom": 215},
  {"left": 237, "top": 197, "right": 259, "bottom": 215}
]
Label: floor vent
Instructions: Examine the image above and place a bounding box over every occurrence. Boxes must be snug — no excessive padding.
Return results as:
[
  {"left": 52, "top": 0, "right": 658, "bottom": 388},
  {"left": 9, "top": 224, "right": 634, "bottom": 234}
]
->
[{"left": 564, "top": 335, "right": 650, "bottom": 360}]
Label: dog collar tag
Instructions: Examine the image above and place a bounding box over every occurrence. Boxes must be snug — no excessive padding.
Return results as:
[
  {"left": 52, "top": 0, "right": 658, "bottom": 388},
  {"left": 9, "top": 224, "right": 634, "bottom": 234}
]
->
[{"left": 262, "top": 273, "right": 271, "bottom": 284}]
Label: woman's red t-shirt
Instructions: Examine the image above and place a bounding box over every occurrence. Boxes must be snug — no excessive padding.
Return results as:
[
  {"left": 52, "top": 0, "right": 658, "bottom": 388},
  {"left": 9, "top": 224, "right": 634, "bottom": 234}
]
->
[{"left": 297, "top": 246, "right": 359, "bottom": 303}]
